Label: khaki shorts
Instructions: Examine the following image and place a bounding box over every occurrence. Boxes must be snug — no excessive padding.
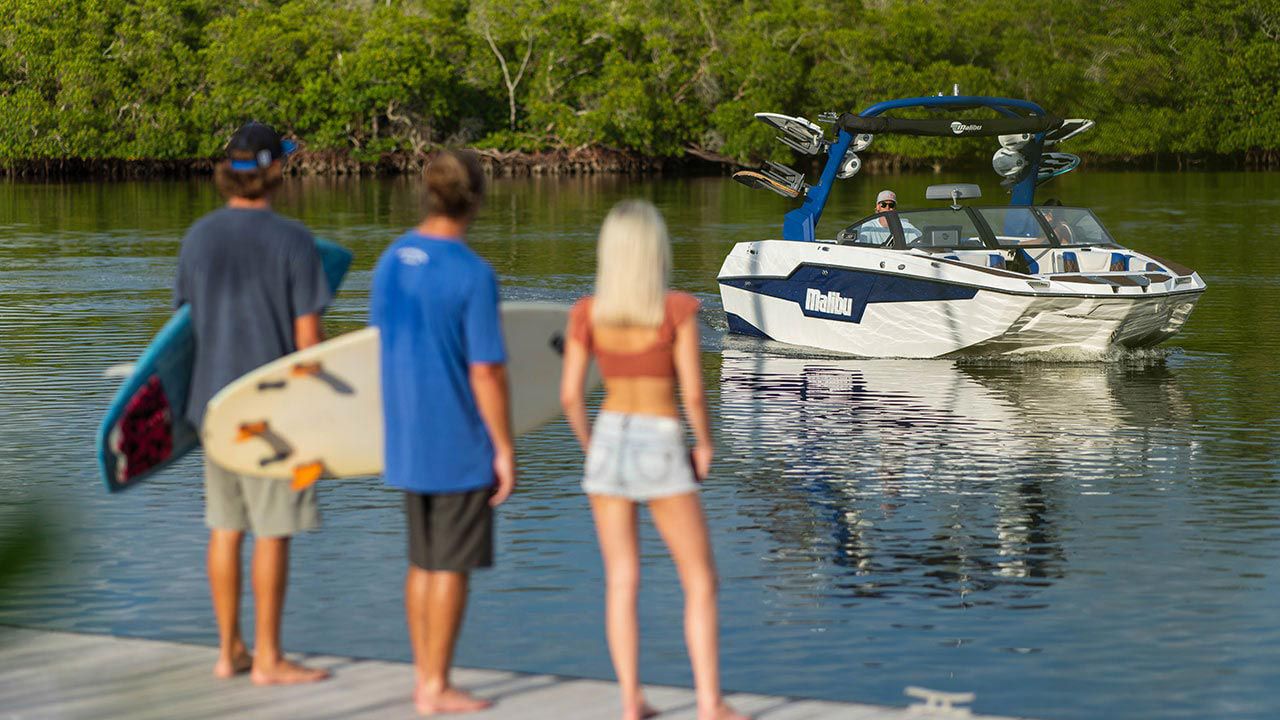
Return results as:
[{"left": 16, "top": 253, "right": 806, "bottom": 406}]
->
[{"left": 204, "top": 460, "right": 320, "bottom": 537}]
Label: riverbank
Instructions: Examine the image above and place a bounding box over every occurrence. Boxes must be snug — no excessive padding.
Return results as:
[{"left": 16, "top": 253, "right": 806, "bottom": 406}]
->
[
  {"left": 0, "top": 147, "right": 692, "bottom": 180},
  {"left": 3, "top": 147, "right": 1276, "bottom": 180},
  {"left": 0, "top": 626, "right": 1025, "bottom": 719}
]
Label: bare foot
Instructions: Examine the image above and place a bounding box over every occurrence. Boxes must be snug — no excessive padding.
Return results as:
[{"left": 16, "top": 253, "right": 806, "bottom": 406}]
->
[
  {"left": 212, "top": 646, "right": 252, "bottom": 679},
  {"left": 698, "top": 703, "right": 750, "bottom": 720},
  {"left": 622, "top": 701, "right": 660, "bottom": 720},
  {"left": 250, "top": 658, "right": 330, "bottom": 686},
  {"left": 414, "top": 685, "right": 492, "bottom": 715}
]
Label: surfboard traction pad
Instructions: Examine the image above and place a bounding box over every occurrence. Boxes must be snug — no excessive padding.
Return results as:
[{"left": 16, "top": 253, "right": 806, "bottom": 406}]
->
[{"left": 107, "top": 376, "right": 176, "bottom": 485}]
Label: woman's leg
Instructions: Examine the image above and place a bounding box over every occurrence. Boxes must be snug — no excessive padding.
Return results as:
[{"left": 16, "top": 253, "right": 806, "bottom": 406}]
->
[
  {"left": 590, "top": 494, "right": 655, "bottom": 720},
  {"left": 649, "top": 492, "right": 746, "bottom": 720}
]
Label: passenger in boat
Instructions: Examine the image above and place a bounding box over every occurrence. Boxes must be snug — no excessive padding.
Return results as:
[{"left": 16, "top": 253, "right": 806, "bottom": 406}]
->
[
  {"left": 854, "top": 190, "right": 921, "bottom": 245},
  {"left": 1041, "top": 199, "right": 1074, "bottom": 243},
  {"left": 370, "top": 149, "right": 513, "bottom": 715},
  {"left": 561, "top": 200, "right": 748, "bottom": 720}
]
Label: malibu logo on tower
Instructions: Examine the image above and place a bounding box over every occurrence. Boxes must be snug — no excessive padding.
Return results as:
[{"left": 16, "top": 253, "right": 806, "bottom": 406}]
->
[{"left": 804, "top": 288, "right": 854, "bottom": 317}]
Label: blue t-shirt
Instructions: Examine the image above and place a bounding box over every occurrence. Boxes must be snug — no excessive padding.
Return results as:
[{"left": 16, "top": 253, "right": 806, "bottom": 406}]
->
[{"left": 370, "top": 232, "right": 506, "bottom": 494}]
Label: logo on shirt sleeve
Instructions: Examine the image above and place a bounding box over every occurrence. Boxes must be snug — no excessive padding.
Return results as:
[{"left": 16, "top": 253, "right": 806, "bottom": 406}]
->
[{"left": 396, "top": 247, "right": 430, "bottom": 266}]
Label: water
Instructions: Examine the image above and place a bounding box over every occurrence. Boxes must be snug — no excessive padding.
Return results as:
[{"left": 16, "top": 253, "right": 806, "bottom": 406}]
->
[{"left": 2, "top": 171, "right": 1279, "bottom": 719}]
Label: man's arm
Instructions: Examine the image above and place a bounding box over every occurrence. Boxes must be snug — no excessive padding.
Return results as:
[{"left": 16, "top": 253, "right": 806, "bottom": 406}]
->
[
  {"left": 294, "top": 313, "right": 324, "bottom": 350},
  {"left": 558, "top": 336, "right": 592, "bottom": 451},
  {"left": 470, "top": 362, "right": 515, "bottom": 506}
]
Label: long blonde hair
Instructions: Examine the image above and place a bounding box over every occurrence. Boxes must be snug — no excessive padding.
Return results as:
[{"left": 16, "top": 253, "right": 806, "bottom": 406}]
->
[{"left": 592, "top": 200, "right": 670, "bottom": 327}]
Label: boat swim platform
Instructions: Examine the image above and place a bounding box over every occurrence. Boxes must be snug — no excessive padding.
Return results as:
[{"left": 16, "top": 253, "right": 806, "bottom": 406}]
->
[{"left": 0, "top": 626, "right": 1035, "bottom": 719}]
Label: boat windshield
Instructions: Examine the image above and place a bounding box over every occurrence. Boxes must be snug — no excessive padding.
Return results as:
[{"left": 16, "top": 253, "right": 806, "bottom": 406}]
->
[
  {"left": 836, "top": 205, "right": 1119, "bottom": 249},
  {"left": 978, "top": 207, "right": 1051, "bottom": 247},
  {"left": 1035, "top": 206, "right": 1117, "bottom": 247},
  {"left": 837, "top": 208, "right": 985, "bottom": 249}
]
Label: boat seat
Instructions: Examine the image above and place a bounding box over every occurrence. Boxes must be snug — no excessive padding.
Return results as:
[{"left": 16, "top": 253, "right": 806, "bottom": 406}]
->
[
  {"left": 988, "top": 253, "right": 1006, "bottom": 269},
  {"left": 1058, "top": 251, "right": 1080, "bottom": 273},
  {"left": 1145, "top": 261, "right": 1165, "bottom": 272},
  {"left": 1015, "top": 248, "right": 1039, "bottom": 274},
  {"left": 1110, "top": 253, "right": 1131, "bottom": 272}
]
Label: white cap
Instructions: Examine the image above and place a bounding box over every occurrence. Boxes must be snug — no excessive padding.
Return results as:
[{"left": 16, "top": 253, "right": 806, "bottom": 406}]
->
[{"left": 876, "top": 190, "right": 897, "bottom": 204}]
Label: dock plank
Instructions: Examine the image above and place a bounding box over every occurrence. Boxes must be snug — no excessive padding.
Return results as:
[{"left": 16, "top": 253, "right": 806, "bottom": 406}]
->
[{"left": 0, "top": 627, "right": 1030, "bottom": 719}]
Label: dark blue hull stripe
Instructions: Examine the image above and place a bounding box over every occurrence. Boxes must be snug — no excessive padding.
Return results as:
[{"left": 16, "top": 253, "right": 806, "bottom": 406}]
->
[
  {"left": 725, "top": 312, "right": 773, "bottom": 339},
  {"left": 721, "top": 264, "right": 978, "bottom": 324}
]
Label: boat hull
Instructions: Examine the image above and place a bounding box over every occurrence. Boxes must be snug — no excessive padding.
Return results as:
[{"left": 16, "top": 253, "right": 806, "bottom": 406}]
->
[{"left": 718, "top": 240, "right": 1204, "bottom": 359}]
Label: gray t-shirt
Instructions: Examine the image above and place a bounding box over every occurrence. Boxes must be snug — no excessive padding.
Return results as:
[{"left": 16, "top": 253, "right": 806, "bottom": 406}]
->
[{"left": 174, "top": 207, "right": 331, "bottom": 427}]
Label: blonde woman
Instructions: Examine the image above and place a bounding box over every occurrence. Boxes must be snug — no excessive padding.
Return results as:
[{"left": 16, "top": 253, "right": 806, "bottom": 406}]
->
[{"left": 561, "top": 200, "right": 747, "bottom": 720}]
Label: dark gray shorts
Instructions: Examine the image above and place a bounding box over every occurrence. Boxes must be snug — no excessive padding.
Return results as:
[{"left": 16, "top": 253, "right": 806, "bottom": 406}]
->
[{"left": 404, "top": 489, "right": 493, "bottom": 572}]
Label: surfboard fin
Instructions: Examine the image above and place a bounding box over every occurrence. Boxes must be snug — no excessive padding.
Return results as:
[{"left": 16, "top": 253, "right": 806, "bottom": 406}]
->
[
  {"left": 292, "top": 461, "right": 325, "bottom": 490},
  {"left": 237, "top": 421, "right": 269, "bottom": 442},
  {"left": 291, "top": 362, "right": 323, "bottom": 377}
]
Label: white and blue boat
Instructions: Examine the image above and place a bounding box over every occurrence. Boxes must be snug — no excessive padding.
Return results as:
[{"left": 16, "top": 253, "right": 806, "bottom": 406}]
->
[{"left": 719, "top": 94, "right": 1206, "bottom": 358}]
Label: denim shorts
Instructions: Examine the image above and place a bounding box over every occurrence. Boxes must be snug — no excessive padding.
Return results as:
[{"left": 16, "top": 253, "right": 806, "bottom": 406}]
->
[{"left": 582, "top": 412, "right": 699, "bottom": 501}]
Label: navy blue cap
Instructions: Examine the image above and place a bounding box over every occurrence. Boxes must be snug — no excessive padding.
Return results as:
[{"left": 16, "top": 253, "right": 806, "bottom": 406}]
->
[{"left": 226, "top": 121, "right": 296, "bottom": 172}]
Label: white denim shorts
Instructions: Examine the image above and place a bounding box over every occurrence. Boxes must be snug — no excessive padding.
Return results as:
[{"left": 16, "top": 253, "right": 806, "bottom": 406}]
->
[{"left": 582, "top": 411, "right": 699, "bottom": 501}]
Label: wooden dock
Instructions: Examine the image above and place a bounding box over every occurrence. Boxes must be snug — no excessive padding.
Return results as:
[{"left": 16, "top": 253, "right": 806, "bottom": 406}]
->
[{"left": 0, "top": 626, "right": 1031, "bottom": 719}]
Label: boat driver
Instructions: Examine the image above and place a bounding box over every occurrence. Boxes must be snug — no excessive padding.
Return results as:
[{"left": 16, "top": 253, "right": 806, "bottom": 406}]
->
[{"left": 855, "top": 190, "right": 921, "bottom": 245}]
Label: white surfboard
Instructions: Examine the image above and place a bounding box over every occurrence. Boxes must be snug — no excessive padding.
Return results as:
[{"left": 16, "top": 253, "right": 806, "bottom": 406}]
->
[
  {"left": 754, "top": 112, "right": 826, "bottom": 155},
  {"left": 201, "top": 302, "right": 596, "bottom": 486}
]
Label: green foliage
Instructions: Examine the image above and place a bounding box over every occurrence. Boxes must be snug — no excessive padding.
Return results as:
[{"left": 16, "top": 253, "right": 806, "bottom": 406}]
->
[{"left": 0, "top": 0, "right": 1276, "bottom": 166}]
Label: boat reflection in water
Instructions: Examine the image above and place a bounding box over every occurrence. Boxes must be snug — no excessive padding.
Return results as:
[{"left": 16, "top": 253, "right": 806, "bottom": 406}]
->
[{"left": 716, "top": 344, "right": 1195, "bottom": 607}]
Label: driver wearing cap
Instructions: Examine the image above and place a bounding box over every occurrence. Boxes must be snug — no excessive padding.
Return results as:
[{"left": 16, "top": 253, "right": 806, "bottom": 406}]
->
[{"left": 851, "top": 190, "right": 921, "bottom": 245}]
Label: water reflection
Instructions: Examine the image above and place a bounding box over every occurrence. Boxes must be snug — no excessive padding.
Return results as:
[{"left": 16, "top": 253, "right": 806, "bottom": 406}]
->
[{"left": 718, "top": 346, "right": 1196, "bottom": 607}]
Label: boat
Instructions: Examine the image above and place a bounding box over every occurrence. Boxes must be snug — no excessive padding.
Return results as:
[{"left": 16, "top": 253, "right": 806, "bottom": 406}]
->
[{"left": 719, "top": 94, "right": 1206, "bottom": 358}]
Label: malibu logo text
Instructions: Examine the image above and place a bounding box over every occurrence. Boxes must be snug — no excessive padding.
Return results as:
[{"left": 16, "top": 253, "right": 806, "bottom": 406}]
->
[{"left": 804, "top": 288, "right": 854, "bottom": 317}]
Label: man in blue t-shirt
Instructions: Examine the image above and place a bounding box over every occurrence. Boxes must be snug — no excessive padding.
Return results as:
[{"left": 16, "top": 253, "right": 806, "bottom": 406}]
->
[{"left": 370, "top": 149, "right": 514, "bottom": 715}]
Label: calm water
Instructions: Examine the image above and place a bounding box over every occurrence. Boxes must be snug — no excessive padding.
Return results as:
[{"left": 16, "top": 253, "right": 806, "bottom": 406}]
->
[{"left": 1, "top": 172, "right": 1279, "bottom": 719}]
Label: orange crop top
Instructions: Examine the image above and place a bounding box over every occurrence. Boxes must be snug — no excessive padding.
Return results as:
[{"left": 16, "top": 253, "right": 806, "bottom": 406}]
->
[{"left": 567, "top": 292, "right": 700, "bottom": 379}]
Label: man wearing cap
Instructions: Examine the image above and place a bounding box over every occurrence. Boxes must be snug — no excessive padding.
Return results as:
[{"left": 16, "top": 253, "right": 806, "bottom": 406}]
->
[
  {"left": 853, "top": 190, "right": 920, "bottom": 245},
  {"left": 174, "top": 121, "right": 331, "bottom": 685}
]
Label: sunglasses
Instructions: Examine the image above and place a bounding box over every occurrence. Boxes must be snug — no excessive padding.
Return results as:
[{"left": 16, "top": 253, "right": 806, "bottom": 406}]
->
[{"left": 878, "top": 201, "right": 896, "bottom": 209}]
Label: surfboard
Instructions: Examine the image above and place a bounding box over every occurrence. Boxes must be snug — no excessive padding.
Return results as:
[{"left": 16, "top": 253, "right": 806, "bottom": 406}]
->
[
  {"left": 754, "top": 112, "right": 826, "bottom": 155},
  {"left": 733, "top": 170, "right": 804, "bottom": 199},
  {"left": 200, "top": 302, "right": 598, "bottom": 487},
  {"left": 1037, "top": 152, "right": 1081, "bottom": 184},
  {"left": 1043, "top": 118, "right": 1095, "bottom": 145},
  {"left": 95, "top": 239, "right": 353, "bottom": 493}
]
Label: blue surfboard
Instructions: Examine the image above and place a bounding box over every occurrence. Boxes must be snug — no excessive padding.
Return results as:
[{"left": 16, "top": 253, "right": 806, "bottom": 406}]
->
[{"left": 95, "top": 239, "right": 353, "bottom": 493}]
